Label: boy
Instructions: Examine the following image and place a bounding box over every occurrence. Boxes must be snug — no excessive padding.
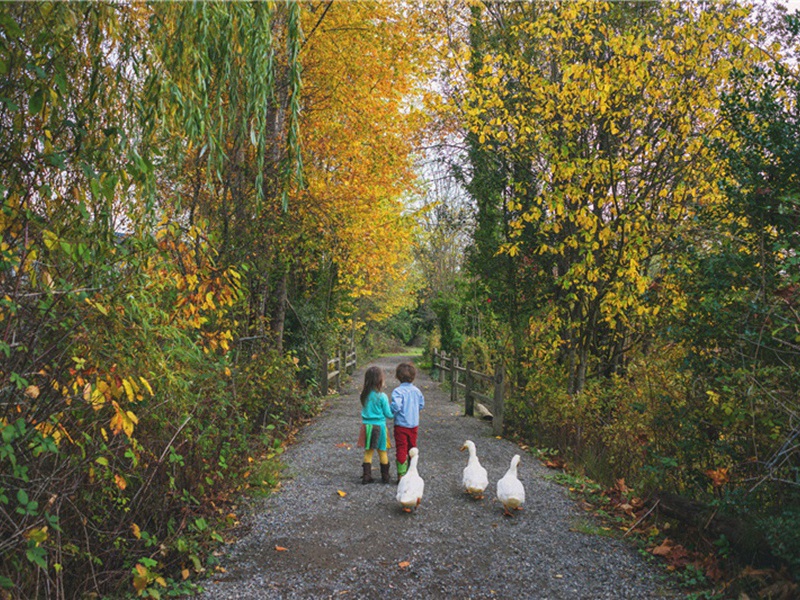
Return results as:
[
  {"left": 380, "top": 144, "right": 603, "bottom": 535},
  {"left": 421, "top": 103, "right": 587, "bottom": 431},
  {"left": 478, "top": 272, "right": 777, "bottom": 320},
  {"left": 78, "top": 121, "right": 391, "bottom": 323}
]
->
[{"left": 390, "top": 362, "right": 425, "bottom": 481}]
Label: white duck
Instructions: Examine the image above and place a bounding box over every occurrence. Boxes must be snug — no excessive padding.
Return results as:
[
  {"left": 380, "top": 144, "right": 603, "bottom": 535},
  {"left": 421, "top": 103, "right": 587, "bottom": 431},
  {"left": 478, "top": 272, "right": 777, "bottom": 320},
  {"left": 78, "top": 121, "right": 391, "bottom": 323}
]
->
[
  {"left": 461, "top": 440, "right": 489, "bottom": 500},
  {"left": 396, "top": 447, "right": 424, "bottom": 512},
  {"left": 496, "top": 454, "right": 525, "bottom": 516}
]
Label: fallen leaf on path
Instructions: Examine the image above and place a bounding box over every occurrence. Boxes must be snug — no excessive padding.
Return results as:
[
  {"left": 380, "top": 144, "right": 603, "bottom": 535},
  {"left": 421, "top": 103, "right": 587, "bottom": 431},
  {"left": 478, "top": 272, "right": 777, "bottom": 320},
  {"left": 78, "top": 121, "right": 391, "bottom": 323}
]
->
[
  {"left": 544, "top": 457, "right": 566, "bottom": 469},
  {"left": 398, "top": 561, "right": 410, "bottom": 569},
  {"left": 337, "top": 490, "right": 347, "bottom": 497},
  {"left": 335, "top": 442, "right": 352, "bottom": 449},
  {"left": 275, "top": 546, "right": 288, "bottom": 552},
  {"left": 651, "top": 539, "right": 673, "bottom": 556}
]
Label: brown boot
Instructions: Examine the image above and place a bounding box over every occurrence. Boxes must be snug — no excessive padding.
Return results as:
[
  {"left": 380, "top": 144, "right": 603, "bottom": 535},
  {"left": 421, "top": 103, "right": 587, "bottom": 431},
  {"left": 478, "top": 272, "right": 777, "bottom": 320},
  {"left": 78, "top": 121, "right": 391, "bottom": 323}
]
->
[
  {"left": 361, "top": 463, "right": 374, "bottom": 484},
  {"left": 380, "top": 462, "right": 391, "bottom": 484}
]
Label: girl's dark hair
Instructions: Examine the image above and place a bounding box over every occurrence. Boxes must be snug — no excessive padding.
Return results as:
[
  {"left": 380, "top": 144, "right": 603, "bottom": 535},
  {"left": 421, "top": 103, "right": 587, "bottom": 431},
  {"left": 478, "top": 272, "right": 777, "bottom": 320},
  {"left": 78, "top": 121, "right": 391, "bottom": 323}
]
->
[{"left": 360, "top": 366, "right": 384, "bottom": 406}]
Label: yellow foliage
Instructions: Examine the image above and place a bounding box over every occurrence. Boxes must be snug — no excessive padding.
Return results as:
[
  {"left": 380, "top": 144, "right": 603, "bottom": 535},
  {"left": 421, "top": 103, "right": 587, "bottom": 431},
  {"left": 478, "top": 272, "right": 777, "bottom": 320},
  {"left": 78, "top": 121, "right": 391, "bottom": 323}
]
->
[
  {"left": 459, "top": 0, "right": 758, "bottom": 345},
  {"left": 297, "top": 0, "right": 429, "bottom": 322},
  {"left": 110, "top": 401, "right": 138, "bottom": 439}
]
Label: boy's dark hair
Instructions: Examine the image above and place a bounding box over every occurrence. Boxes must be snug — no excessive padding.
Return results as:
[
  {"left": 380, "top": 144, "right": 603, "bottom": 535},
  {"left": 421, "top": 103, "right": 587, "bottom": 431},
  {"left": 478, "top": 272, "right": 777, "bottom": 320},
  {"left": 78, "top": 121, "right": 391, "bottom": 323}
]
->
[
  {"left": 360, "top": 366, "right": 384, "bottom": 406},
  {"left": 396, "top": 362, "right": 416, "bottom": 383}
]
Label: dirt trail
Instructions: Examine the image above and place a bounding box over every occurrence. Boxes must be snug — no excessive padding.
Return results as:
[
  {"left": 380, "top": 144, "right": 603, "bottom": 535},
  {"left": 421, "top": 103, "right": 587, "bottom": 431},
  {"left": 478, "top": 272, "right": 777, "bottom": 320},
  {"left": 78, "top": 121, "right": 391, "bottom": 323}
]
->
[{"left": 201, "top": 354, "right": 677, "bottom": 599}]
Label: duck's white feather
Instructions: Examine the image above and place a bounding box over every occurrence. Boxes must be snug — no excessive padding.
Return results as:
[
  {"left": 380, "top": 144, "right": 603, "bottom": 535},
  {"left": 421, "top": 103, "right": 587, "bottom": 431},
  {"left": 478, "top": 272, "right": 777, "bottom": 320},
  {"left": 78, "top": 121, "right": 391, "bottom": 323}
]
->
[
  {"left": 396, "top": 447, "right": 424, "bottom": 510},
  {"left": 496, "top": 454, "right": 525, "bottom": 514},
  {"left": 461, "top": 440, "right": 489, "bottom": 497}
]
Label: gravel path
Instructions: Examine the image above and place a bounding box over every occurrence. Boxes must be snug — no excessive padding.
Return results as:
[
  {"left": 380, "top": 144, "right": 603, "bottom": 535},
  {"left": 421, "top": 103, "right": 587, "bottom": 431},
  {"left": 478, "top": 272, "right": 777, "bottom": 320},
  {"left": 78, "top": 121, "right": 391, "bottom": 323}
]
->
[{"left": 201, "top": 355, "right": 678, "bottom": 599}]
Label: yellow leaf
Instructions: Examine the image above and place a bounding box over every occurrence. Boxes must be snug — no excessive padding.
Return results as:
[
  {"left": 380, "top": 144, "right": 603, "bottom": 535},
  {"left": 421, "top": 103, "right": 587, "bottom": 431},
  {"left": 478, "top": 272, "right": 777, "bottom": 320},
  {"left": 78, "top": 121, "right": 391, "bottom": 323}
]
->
[
  {"left": 131, "top": 523, "right": 141, "bottom": 539},
  {"left": 115, "top": 474, "right": 127, "bottom": 490},
  {"left": 24, "top": 526, "right": 48, "bottom": 544},
  {"left": 275, "top": 546, "right": 288, "bottom": 552},
  {"left": 132, "top": 564, "right": 148, "bottom": 592},
  {"left": 155, "top": 577, "right": 167, "bottom": 588},
  {"left": 181, "top": 569, "right": 190, "bottom": 580},
  {"left": 25, "top": 385, "right": 40, "bottom": 399},
  {"left": 122, "top": 378, "right": 135, "bottom": 402},
  {"left": 398, "top": 561, "right": 410, "bottom": 569},
  {"left": 139, "top": 377, "right": 154, "bottom": 396},
  {"left": 85, "top": 297, "right": 108, "bottom": 316},
  {"left": 110, "top": 401, "right": 137, "bottom": 438},
  {"left": 337, "top": 490, "right": 347, "bottom": 497}
]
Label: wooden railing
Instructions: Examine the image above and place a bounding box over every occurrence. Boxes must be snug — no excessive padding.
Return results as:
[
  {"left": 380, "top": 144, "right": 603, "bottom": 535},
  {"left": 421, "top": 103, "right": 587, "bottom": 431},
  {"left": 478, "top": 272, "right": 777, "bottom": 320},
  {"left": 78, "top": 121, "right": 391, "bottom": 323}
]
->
[
  {"left": 319, "top": 345, "right": 357, "bottom": 394},
  {"left": 432, "top": 349, "right": 505, "bottom": 436}
]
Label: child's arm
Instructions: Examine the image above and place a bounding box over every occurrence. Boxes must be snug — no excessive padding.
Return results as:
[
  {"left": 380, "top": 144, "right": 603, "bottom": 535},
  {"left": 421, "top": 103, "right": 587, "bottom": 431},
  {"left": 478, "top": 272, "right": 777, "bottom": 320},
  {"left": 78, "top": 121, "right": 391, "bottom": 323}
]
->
[
  {"left": 381, "top": 393, "right": 394, "bottom": 420},
  {"left": 390, "top": 388, "right": 402, "bottom": 415}
]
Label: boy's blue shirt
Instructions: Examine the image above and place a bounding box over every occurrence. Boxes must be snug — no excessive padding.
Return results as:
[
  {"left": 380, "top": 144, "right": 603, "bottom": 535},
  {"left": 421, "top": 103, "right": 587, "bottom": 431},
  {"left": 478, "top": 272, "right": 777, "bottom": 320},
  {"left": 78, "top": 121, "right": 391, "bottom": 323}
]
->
[
  {"left": 361, "top": 391, "right": 393, "bottom": 425},
  {"left": 391, "top": 382, "right": 425, "bottom": 428}
]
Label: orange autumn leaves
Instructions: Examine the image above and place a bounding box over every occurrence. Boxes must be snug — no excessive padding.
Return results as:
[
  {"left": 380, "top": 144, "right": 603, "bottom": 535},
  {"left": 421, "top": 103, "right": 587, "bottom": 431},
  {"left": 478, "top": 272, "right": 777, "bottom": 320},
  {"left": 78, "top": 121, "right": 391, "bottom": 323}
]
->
[{"left": 297, "top": 1, "right": 431, "bottom": 320}]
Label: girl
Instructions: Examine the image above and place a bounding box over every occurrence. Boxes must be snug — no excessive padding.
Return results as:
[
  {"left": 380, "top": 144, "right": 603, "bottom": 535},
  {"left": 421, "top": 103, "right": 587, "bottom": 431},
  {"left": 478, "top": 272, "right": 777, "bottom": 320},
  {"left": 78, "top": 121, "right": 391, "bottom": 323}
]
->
[{"left": 357, "top": 366, "right": 394, "bottom": 484}]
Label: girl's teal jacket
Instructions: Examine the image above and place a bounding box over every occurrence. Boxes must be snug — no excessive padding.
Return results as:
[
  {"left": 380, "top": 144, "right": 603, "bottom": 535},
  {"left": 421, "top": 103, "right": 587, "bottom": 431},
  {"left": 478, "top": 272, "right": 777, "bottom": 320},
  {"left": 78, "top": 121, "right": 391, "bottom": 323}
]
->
[{"left": 361, "top": 391, "right": 393, "bottom": 424}]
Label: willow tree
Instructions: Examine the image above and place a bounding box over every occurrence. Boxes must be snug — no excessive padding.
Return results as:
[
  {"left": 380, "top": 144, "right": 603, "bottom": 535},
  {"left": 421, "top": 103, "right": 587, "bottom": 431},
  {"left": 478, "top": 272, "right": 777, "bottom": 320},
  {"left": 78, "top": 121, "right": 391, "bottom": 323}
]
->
[
  {"left": 0, "top": 2, "right": 302, "bottom": 596},
  {"left": 146, "top": 2, "right": 303, "bottom": 346},
  {"left": 463, "top": 0, "right": 758, "bottom": 394}
]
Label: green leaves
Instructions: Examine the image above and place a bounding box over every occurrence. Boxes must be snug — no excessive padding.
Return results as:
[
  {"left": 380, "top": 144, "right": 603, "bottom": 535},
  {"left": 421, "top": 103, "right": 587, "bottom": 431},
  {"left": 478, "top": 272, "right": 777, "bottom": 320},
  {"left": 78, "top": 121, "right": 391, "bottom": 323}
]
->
[
  {"left": 16, "top": 489, "right": 38, "bottom": 516},
  {"left": 27, "top": 88, "right": 43, "bottom": 115},
  {"left": 0, "top": 12, "right": 23, "bottom": 39}
]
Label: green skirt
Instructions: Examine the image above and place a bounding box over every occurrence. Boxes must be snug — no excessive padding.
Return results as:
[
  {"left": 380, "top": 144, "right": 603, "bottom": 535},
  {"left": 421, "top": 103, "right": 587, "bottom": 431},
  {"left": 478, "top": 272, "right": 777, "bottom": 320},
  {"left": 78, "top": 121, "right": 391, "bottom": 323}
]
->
[{"left": 357, "top": 423, "right": 390, "bottom": 451}]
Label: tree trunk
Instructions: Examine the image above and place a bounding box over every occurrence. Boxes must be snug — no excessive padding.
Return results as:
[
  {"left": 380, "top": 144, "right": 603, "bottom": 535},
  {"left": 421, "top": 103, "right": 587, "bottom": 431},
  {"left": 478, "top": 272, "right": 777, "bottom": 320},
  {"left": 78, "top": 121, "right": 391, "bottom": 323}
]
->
[{"left": 270, "top": 271, "right": 288, "bottom": 352}]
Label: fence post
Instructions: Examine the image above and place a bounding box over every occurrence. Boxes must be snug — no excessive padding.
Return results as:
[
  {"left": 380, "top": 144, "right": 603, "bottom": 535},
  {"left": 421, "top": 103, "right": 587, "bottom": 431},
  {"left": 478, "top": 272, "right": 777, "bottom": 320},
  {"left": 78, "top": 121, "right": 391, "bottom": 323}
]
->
[
  {"left": 319, "top": 349, "right": 328, "bottom": 396},
  {"left": 492, "top": 362, "right": 505, "bottom": 436},
  {"left": 465, "top": 361, "right": 474, "bottom": 417},
  {"left": 337, "top": 345, "right": 347, "bottom": 392},
  {"left": 450, "top": 356, "right": 459, "bottom": 403},
  {"left": 439, "top": 351, "right": 446, "bottom": 383},
  {"left": 433, "top": 349, "right": 438, "bottom": 377}
]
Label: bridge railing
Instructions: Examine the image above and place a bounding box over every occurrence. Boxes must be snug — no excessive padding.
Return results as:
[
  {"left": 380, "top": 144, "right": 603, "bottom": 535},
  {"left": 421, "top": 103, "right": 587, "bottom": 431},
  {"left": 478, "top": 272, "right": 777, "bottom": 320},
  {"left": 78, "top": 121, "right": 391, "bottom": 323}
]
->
[
  {"left": 319, "top": 344, "right": 357, "bottom": 395},
  {"left": 432, "top": 349, "right": 505, "bottom": 436}
]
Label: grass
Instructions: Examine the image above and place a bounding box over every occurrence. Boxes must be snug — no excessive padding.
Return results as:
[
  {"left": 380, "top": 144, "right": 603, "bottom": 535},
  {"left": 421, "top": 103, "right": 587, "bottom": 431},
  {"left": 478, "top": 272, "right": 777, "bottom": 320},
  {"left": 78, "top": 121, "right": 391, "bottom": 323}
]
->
[
  {"left": 569, "top": 516, "right": 618, "bottom": 537},
  {"left": 378, "top": 346, "right": 424, "bottom": 358},
  {"left": 243, "top": 433, "right": 287, "bottom": 498},
  {"left": 244, "top": 456, "right": 284, "bottom": 498}
]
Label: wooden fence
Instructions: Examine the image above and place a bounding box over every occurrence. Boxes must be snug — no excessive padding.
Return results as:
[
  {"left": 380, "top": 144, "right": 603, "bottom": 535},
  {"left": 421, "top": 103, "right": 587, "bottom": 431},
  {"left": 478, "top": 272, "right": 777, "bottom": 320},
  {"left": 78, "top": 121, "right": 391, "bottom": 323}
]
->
[
  {"left": 234, "top": 335, "right": 356, "bottom": 395},
  {"left": 432, "top": 349, "right": 505, "bottom": 436},
  {"left": 319, "top": 344, "right": 357, "bottom": 395}
]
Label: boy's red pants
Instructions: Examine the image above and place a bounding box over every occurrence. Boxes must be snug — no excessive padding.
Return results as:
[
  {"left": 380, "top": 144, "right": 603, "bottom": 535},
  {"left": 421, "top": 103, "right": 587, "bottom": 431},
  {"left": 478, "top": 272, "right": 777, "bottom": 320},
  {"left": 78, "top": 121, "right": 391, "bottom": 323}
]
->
[{"left": 394, "top": 425, "right": 418, "bottom": 465}]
